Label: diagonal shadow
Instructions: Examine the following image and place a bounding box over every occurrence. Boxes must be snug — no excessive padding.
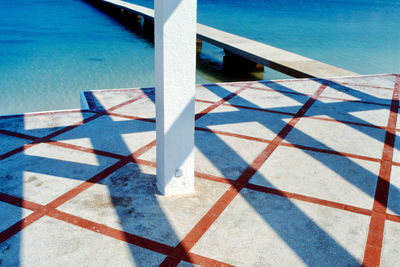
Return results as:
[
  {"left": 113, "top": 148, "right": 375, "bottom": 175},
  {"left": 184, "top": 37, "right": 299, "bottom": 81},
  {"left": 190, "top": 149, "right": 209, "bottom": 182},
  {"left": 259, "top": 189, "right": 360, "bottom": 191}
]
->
[
  {"left": 0, "top": 104, "right": 182, "bottom": 266},
  {"left": 198, "top": 81, "right": 400, "bottom": 215},
  {"left": 0, "top": 75, "right": 397, "bottom": 265}
]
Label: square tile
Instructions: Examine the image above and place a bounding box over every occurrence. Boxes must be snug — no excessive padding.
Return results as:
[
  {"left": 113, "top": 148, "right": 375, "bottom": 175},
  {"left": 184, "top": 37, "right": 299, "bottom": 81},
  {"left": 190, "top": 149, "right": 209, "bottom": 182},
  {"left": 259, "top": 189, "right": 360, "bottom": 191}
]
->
[
  {"left": 58, "top": 163, "right": 230, "bottom": 247},
  {"left": 0, "top": 216, "right": 166, "bottom": 266},
  {"left": 191, "top": 190, "right": 370, "bottom": 266},
  {"left": 0, "top": 111, "right": 94, "bottom": 138},
  {"left": 229, "top": 87, "right": 308, "bottom": 114},
  {"left": 283, "top": 117, "right": 386, "bottom": 159},
  {"left": 380, "top": 220, "right": 400, "bottom": 267},
  {"left": 84, "top": 89, "right": 148, "bottom": 111},
  {"left": 387, "top": 165, "right": 400, "bottom": 216},
  {"left": 140, "top": 131, "right": 267, "bottom": 180},
  {"left": 306, "top": 98, "right": 391, "bottom": 127},
  {"left": 0, "top": 143, "right": 118, "bottom": 205},
  {"left": 196, "top": 104, "right": 290, "bottom": 141},
  {"left": 0, "top": 133, "right": 31, "bottom": 156},
  {"left": 250, "top": 145, "right": 379, "bottom": 209},
  {"left": 0, "top": 201, "right": 33, "bottom": 232},
  {"left": 54, "top": 115, "right": 155, "bottom": 156}
]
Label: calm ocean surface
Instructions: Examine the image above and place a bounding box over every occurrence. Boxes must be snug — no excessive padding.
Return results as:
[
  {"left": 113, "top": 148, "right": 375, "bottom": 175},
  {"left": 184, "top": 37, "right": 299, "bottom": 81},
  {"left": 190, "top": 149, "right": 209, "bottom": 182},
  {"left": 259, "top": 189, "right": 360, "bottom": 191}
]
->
[{"left": 1, "top": 0, "right": 399, "bottom": 115}]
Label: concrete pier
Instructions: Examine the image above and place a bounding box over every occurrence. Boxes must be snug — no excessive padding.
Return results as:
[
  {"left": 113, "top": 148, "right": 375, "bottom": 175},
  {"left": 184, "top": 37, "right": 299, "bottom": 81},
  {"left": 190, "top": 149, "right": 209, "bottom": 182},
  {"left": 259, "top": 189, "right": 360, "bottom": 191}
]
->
[
  {"left": 84, "top": 0, "right": 358, "bottom": 78},
  {"left": 0, "top": 74, "right": 398, "bottom": 266}
]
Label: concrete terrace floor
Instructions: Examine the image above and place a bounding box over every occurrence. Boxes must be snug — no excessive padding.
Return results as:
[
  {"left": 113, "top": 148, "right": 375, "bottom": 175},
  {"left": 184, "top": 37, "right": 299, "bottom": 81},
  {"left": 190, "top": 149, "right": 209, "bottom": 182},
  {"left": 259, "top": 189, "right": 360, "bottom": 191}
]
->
[{"left": 0, "top": 74, "right": 399, "bottom": 266}]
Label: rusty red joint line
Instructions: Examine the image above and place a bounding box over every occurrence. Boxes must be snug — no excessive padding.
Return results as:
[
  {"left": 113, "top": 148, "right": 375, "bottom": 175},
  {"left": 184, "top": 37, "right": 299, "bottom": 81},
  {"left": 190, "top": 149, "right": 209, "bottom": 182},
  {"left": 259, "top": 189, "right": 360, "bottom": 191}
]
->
[
  {"left": 159, "top": 83, "right": 328, "bottom": 266},
  {"left": 0, "top": 82, "right": 245, "bottom": 265},
  {"left": 0, "top": 138, "right": 156, "bottom": 245},
  {"left": 362, "top": 74, "right": 400, "bottom": 266},
  {"left": 195, "top": 84, "right": 250, "bottom": 120},
  {"left": 0, "top": 78, "right": 398, "bottom": 265},
  {"left": 0, "top": 91, "right": 151, "bottom": 162},
  {"left": 0, "top": 192, "right": 231, "bottom": 267},
  {"left": 0, "top": 93, "right": 157, "bottom": 243}
]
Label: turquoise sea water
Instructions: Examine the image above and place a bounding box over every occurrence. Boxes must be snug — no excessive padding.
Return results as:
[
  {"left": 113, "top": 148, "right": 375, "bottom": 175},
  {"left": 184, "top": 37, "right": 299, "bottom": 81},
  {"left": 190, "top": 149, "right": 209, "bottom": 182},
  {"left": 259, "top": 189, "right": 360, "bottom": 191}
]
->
[{"left": 1, "top": 0, "right": 399, "bottom": 115}]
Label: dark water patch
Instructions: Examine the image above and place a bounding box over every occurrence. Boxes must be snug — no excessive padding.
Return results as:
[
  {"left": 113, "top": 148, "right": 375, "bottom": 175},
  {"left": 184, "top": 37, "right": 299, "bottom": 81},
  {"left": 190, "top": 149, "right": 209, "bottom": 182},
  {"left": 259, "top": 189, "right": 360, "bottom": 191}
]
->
[
  {"left": 88, "top": 57, "right": 105, "bottom": 62},
  {"left": 0, "top": 39, "right": 35, "bottom": 45}
]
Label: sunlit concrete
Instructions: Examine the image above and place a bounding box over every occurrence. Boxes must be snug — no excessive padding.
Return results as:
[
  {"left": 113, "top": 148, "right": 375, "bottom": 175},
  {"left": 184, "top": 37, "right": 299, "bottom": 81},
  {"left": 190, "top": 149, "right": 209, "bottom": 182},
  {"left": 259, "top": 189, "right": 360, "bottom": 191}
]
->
[{"left": 0, "top": 74, "right": 399, "bottom": 266}]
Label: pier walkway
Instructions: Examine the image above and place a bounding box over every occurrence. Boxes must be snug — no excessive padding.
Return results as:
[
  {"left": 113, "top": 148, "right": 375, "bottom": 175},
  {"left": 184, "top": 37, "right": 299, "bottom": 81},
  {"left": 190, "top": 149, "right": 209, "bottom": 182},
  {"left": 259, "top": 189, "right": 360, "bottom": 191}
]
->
[
  {"left": 0, "top": 74, "right": 399, "bottom": 266},
  {"left": 87, "top": 0, "right": 358, "bottom": 78}
]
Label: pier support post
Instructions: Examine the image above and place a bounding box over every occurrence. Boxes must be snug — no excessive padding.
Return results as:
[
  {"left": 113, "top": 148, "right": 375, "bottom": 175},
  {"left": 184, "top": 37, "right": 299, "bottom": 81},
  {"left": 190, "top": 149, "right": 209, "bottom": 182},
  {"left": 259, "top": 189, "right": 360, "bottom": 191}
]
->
[
  {"left": 143, "top": 18, "right": 154, "bottom": 39},
  {"left": 223, "top": 50, "right": 264, "bottom": 73},
  {"left": 155, "top": 0, "right": 197, "bottom": 195},
  {"left": 196, "top": 39, "right": 203, "bottom": 53}
]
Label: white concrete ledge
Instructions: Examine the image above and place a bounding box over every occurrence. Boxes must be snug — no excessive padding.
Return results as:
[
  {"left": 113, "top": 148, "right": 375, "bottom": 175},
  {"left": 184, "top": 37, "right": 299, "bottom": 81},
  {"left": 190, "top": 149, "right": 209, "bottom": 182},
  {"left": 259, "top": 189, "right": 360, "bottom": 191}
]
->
[{"left": 89, "top": 0, "right": 358, "bottom": 78}]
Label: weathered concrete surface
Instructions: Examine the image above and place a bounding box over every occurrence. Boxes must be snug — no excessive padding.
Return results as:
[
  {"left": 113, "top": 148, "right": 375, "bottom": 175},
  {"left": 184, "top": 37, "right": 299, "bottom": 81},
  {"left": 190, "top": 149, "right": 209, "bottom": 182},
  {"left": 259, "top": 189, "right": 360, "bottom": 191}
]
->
[
  {"left": 85, "top": 0, "right": 358, "bottom": 78},
  {"left": 190, "top": 189, "right": 371, "bottom": 266},
  {"left": 0, "top": 74, "right": 399, "bottom": 266}
]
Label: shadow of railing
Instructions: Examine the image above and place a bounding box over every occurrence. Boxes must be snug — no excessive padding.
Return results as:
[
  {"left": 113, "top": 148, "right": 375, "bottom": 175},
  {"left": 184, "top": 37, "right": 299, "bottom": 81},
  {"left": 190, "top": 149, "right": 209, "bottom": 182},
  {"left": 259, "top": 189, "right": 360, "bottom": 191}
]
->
[{"left": 0, "top": 75, "right": 398, "bottom": 265}]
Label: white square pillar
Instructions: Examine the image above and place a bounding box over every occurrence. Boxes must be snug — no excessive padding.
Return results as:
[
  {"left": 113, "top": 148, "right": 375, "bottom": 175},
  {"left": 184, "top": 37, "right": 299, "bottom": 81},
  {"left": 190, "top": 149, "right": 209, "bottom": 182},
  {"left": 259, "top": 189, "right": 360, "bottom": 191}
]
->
[{"left": 155, "top": 0, "right": 197, "bottom": 195}]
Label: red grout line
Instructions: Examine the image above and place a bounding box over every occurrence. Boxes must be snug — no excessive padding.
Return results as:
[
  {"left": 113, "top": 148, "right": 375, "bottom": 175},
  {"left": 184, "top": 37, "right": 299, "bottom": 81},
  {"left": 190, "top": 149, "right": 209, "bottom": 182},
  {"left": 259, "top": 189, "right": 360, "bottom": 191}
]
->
[
  {"left": 195, "top": 85, "right": 249, "bottom": 120},
  {"left": 386, "top": 214, "right": 400, "bottom": 223},
  {"left": 104, "top": 112, "right": 156, "bottom": 123},
  {"left": 197, "top": 122, "right": 384, "bottom": 164},
  {"left": 195, "top": 171, "right": 234, "bottom": 185},
  {"left": 0, "top": 109, "right": 91, "bottom": 120},
  {"left": 159, "top": 84, "right": 328, "bottom": 266},
  {"left": 183, "top": 253, "right": 236, "bottom": 267},
  {"left": 247, "top": 85, "right": 391, "bottom": 107},
  {"left": 194, "top": 99, "right": 215, "bottom": 105},
  {"left": 195, "top": 171, "right": 372, "bottom": 217},
  {"left": 0, "top": 137, "right": 156, "bottom": 245},
  {"left": 47, "top": 209, "right": 173, "bottom": 255},
  {"left": 0, "top": 129, "right": 39, "bottom": 141},
  {"left": 195, "top": 126, "right": 273, "bottom": 144},
  {"left": 362, "top": 74, "right": 400, "bottom": 266},
  {"left": 41, "top": 113, "right": 102, "bottom": 140},
  {"left": 47, "top": 209, "right": 233, "bottom": 266},
  {"left": 46, "top": 139, "right": 156, "bottom": 210},
  {"left": 341, "top": 82, "right": 394, "bottom": 91},
  {"left": 196, "top": 93, "right": 392, "bottom": 131},
  {"left": 281, "top": 142, "right": 382, "bottom": 164},
  {"left": 0, "top": 143, "right": 35, "bottom": 161},
  {"left": 43, "top": 140, "right": 126, "bottom": 160},
  {"left": 108, "top": 92, "right": 151, "bottom": 112},
  {"left": 0, "top": 192, "right": 232, "bottom": 267},
  {"left": 1, "top": 108, "right": 394, "bottom": 170},
  {"left": 0, "top": 210, "right": 47, "bottom": 243},
  {"left": 48, "top": 209, "right": 235, "bottom": 266},
  {"left": 245, "top": 183, "right": 371, "bottom": 216},
  {"left": 392, "top": 161, "right": 400, "bottom": 167},
  {"left": 0, "top": 89, "right": 151, "bottom": 161},
  {"left": 0, "top": 113, "right": 101, "bottom": 162},
  {"left": 0, "top": 193, "right": 42, "bottom": 211},
  {"left": 301, "top": 116, "right": 387, "bottom": 130},
  {"left": 0, "top": 92, "right": 159, "bottom": 245}
]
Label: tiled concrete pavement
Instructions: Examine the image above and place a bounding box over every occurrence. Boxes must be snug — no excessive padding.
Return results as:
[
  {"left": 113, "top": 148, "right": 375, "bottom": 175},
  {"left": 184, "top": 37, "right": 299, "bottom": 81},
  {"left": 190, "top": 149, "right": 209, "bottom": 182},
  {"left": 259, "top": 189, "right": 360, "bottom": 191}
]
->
[{"left": 0, "top": 74, "right": 399, "bottom": 266}]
